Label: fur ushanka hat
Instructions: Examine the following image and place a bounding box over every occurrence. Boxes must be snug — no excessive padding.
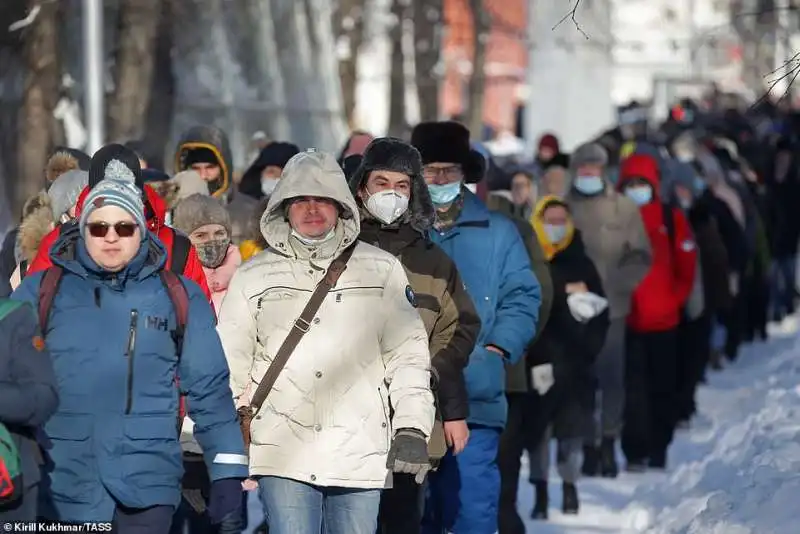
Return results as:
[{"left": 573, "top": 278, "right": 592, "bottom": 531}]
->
[
  {"left": 409, "top": 121, "right": 487, "bottom": 184},
  {"left": 348, "top": 137, "right": 436, "bottom": 232}
]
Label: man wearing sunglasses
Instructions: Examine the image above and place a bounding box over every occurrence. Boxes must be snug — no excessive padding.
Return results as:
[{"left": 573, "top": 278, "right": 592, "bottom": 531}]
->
[
  {"left": 411, "top": 121, "right": 541, "bottom": 534},
  {"left": 11, "top": 152, "right": 247, "bottom": 532},
  {"left": 25, "top": 146, "right": 211, "bottom": 303}
]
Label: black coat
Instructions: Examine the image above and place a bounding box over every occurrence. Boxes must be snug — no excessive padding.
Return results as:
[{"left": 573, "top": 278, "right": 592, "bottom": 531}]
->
[{"left": 528, "top": 231, "right": 609, "bottom": 441}]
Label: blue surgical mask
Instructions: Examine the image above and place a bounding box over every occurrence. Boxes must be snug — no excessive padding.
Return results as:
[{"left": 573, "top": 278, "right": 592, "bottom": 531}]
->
[
  {"left": 428, "top": 182, "right": 462, "bottom": 205},
  {"left": 625, "top": 186, "right": 653, "bottom": 206},
  {"left": 543, "top": 223, "right": 568, "bottom": 243},
  {"left": 573, "top": 175, "right": 605, "bottom": 196}
]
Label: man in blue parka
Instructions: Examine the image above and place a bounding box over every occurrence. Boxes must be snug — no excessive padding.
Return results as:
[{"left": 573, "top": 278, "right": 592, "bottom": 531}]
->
[
  {"left": 412, "top": 122, "right": 541, "bottom": 534},
  {"left": 12, "top": 145, "right": 247, "bottom": 533}
]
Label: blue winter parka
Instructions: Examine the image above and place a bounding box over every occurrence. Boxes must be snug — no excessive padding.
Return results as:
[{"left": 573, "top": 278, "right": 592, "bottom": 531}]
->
[
  {"left": 12, "top": 231, "right": 247, "bottom": 523},
  {"left": 427, "top": 190, "right": 541, "bottom": 428}
]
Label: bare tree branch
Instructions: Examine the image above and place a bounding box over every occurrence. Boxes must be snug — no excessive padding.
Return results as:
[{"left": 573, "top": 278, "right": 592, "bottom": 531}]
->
[{"left": 553, "top": 0, "right": 588, "bottom": 40}]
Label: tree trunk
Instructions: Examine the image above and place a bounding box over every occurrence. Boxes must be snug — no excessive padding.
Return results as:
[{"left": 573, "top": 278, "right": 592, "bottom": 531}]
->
[
  {"left": 16, "top": 0, "right": 60, "bottom": 214},
  {"left": 334, "top": 0, "right": 366, "bottom": 127},
  {"left": 466, "top": 0, "right": 490, "bottom": 139},
  {"left": 413, "top": 0, "right": 443, "bottom": 122},
  {"left": 107, "top": 0, "right": 161, "bottom": 142},
  {"left": 143, "top": 0, "right": 175, "bottom": 170},
  {"left": 387, "top": 0, "right": 407, "bottom": 137}
]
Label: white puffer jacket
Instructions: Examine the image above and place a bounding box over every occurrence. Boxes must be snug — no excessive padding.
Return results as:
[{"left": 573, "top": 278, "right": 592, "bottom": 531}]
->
[{"left": 217, "top": 150, "right": 434, "bottom": 489}]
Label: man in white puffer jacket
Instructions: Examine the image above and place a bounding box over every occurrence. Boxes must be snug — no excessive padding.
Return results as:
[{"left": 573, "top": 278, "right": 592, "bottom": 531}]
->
[{"left": 217, "top": 149, "right": 435, "bottom": 534}]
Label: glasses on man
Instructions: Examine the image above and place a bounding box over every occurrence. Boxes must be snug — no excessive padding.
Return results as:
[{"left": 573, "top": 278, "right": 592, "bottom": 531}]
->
[
  {"left": 87, "top": 222, "right": 138, "bottom": 238},
  {"left": 423, "top": 165, "right": 463, "bottom": 180}
]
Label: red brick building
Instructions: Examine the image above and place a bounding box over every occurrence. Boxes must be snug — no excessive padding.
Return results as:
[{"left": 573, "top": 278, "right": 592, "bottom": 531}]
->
[{"left": 441, "top": 0, "right": 527, "bottom": 134}]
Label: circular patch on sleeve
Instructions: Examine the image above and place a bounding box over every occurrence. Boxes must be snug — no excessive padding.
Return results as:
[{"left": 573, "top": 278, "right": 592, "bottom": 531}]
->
[
  {"left": 405, "top": 285, "right": 418, "bottom": 308},
  {"left": 32, "top": 335, "right": 46, "bottom": 352}
]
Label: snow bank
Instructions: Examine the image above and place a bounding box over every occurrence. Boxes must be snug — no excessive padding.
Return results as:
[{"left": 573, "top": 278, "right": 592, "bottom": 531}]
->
[{"left": 622, "top": 334, "right": 800, "bottom": 534}]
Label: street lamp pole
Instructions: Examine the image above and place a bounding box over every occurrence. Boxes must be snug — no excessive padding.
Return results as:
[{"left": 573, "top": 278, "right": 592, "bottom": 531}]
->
[{"left": 83, "top": 0, "right": 104, "bottom": 155}]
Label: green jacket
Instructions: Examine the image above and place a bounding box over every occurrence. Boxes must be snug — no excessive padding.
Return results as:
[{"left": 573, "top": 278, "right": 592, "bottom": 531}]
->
[{"left": 486, "top": 194, "right": 554, "bottom": 393}]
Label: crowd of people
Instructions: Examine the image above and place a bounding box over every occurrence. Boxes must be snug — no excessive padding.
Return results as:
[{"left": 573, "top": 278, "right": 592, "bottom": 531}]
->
[{"left": 0, "top": 94, "right": 798, "bottom": 534}]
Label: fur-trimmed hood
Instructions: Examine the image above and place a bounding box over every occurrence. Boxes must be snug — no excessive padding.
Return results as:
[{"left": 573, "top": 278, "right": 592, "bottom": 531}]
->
[
  {"left": 15, "top": 191, "right": 54, "bottom": 263},
  {"left": 45, "top": 148, "right": 90, "bottom": 183},
  {"left": 347, "top": 137, "right": 436, "bottom": 232},
  {"left": 174, "top": 125, "right": 234, "bottom": 199}
]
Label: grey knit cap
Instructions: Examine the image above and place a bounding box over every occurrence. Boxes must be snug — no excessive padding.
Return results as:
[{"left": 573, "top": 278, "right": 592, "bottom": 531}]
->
[
  {"left": 48, "top": 169, "right": 88, "bottom": 222},
  {"left": 569, "top": 142, "right": 609, "bottom": 172},
  {"left": 172, "top": 193, "right": 231, "bottom": 236}
]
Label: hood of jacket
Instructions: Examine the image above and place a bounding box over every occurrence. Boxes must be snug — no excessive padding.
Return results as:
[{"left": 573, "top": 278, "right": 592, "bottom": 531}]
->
[
  {"left": 45, "top": 148, "right": 90, "bottom": 183},
  {"left": 49, "top": 223, "right": 167, "bottom": 283},
  {"left": 16, "top": 191, "right": 54, "bottom": 263},
  {"left": 239, "top": 142, "right": 300, "bottom": 201},
  {"left": 261, "top": 151, "right": 360, "bottom": 256},
  {"left": 617, "top": 153, "right": 662, "bottom": 200},
  {"left": 174, "top": 125, "right": 234, "bottom": 199},
  {"left": 74, "top": 183, "right": 168, "bottom": 234}
]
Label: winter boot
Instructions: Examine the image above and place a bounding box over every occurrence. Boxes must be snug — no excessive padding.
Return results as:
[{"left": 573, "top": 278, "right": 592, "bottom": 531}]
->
[
  {"left": 531, "top": 480, "right": 549, "bottom": 520},
  {"left": 709, "top": 349, "right": 723, "bottom": 370},
  {"left": 562, "top": 482, "right": 579, "bottom": 515},
  {"left": 599, "top": 437, "right": 618, "bottom": 478},
  {"left": 649, "top": 450, "right": 667, "bottom": 470},
  {"left": 625, "top": 459, "right": 648, "bottom": 473},
  {"left": 581, "top": 445, "right": 599, "bottom": 477}
]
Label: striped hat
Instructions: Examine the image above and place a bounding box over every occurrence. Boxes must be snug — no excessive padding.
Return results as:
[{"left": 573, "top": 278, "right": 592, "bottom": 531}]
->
[{"left": 79, "top": 158, "right": 147, "bottom": 238}]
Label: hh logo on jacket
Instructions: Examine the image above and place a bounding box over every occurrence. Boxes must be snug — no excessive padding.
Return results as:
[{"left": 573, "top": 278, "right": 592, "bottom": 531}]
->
[{"left": 145, "top": 315, "right": 169, "bottom": 331}]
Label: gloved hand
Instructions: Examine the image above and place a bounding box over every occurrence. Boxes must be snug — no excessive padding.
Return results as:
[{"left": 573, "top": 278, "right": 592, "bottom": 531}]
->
[
  {"left": 386, "top": 428, "right": 431, "bottom": 484},
  {"left": 207, "top": 478, "right": 244, "bottom": 524},
  {"left": 531, "top": 364, "right": 555, "bottom": 395}
]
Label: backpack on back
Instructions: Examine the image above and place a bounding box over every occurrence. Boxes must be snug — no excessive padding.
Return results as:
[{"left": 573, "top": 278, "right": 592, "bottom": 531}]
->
[{"left": 0, "top": 299, "right": 24, "bottom": 503}]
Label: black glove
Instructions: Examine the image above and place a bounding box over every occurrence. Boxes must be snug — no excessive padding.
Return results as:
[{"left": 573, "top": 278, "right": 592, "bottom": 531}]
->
[{"left": 386, "top": 428, "right": 431, "bottom": 484}]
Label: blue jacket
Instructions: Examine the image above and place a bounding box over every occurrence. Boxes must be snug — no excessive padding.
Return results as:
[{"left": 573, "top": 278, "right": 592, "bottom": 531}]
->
[
  {"left": 12, "top": 233, "right": 247, "bottom": 523},
  {"left": 428, "top": 191, "right": 540, "bottom": 428}
]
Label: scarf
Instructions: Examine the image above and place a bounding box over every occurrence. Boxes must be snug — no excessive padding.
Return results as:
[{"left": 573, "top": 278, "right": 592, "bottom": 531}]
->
[
  {"left": 203, "top": 244, "right": 242, "bottom": 312},
  {"left": 531, "top": 195, "right": 575, "bottom": 261}
]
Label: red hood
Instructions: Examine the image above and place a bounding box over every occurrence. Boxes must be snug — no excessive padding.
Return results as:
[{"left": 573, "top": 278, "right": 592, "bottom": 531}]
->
[
  {"left": 74, "top": 183, "right": 167, "bottom": 232},
  {"left": 617, "top": 153, "right": 661, "bottom": 198}
]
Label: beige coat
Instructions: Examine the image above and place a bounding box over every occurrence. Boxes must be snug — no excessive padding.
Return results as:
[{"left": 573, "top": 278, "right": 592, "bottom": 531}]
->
[
  {"left": 567, "top": 186, "right": 652, "bottom": 320},
  {"left": 217, "top": 150, "right": 434, "bottom": 489}
]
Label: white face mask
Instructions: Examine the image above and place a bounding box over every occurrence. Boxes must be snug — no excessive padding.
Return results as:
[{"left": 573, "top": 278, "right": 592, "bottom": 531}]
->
[
  {"left": 365, "top": 190, "right": 409, "bottom": 225},
  {"left": 261, "top": 179, "right": 279, "bottom": 196}
]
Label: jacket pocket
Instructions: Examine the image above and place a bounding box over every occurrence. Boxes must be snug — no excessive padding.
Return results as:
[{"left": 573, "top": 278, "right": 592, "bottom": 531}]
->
[
  {"left": 377, "top": 386, "right": 391, "bottom": 453},
  {"left": 122, "top": 415, "right": 183, "bottom": 484},
  {"left": 463, "top": 346, "right": 505, "bottom": 402},
  {"left": 42, "top": 415, "right": 94, "bottom": 503}
]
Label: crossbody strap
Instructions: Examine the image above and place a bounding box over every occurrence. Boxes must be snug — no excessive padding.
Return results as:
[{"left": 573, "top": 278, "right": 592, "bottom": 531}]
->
[{"left": 247, "top": 245, "right": 356, "bottom": 414}]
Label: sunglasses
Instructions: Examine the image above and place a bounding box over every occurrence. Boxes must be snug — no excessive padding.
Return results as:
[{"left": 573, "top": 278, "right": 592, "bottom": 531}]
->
[{"left": 86, "top": 222, "right": 138, "bottom": 238}]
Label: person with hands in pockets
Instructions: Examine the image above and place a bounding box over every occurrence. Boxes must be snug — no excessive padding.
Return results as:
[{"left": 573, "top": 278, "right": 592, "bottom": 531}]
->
[
  {"left": 11, "top": 145, "right": 247, "bottom": 534},
  {"left": 216, "top": 149, "right": 435, "bottom": 534}
]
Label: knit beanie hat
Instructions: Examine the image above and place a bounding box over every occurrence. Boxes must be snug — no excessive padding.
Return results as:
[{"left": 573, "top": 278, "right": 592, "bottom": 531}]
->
[
  {"left": 89, "top": 143, "right": 144, "bottom": 191},
  {"left": 569, "top": 142, "right": 609, "bottom": 172},
  {"left": 172, "top": 193, "right": 231, "bottom": 237},
  {"left": 48, "top": 169, "right": 89, "bottom": 222},
  {"left": 80, "top": 156, "right": 147, "bottom": 237}
]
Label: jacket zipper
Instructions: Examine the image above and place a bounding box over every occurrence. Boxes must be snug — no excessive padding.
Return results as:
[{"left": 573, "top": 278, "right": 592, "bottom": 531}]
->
[{"left": 125, "top": 309, "right": 139, "bottom": 414}]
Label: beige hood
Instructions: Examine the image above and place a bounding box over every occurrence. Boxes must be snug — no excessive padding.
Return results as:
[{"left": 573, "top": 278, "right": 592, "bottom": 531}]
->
[{"left": 260, "top": 149, "right": 360, "bottom": 256}]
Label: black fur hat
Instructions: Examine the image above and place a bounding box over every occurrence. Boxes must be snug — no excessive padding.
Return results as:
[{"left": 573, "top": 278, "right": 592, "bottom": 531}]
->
[
  {"left": 348, "top": 137, "right": 436, "bottom": 232},
  {"left": 410, "top": 121, "right": 486, "bottom": 184}
]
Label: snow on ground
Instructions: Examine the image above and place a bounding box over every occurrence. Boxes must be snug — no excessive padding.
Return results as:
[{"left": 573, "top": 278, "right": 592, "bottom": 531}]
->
[{"left": 519, "top": 316, "right": 800, "bottom": 534}]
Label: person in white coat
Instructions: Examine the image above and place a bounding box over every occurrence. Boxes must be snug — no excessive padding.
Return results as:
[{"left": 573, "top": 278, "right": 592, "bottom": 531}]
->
[{"left": 216, "top": 149, "right": 435, "bottom": 534}]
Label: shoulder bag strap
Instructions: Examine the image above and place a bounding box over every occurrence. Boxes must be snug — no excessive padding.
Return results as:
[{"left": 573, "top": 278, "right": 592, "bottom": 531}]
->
[{"left": 248, "top": 244, "right": 356, "bottom": 414}]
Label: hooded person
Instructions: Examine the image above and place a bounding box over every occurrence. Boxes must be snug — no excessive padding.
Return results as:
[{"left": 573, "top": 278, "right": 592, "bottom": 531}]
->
[
  {"left": 525, "top": 195, "right": 609, "bottom": 521},
  {"left": 563, "top": 141, "right": 651, "bottom": 478},
  {"left": 11, "top": 155, "right": 247, "bottom": 530},
  {"left": 174, "top": 125, "right": 256, "bottom": 245},
  {"left": 238, "top": 141, "right": 300, "bottom": 202},
  {"left": 410, "top": 121, "right": 541, "bottom": 534},
  {"left": 616, "top": 153, "right": 697, "bottom": 471},
  {"left": 26, "top": 145, "right": 211, "bottom": 303},
  {"left": 216, "top": 149, "right": 435, "bottom": 534},
  {"left": 9, "top": 170, "right": 89, "bottom": 289},
  {"left": 0, "top": 148, "right": 90, "bottom": 291},
  {"left": 348, "top": 138, "right": 481, "bottom": 534}
]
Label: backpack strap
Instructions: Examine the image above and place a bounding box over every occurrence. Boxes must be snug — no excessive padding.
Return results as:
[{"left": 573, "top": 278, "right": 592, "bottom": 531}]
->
[
  {"left": 38, "top": 266, "right": 64, "bottom": 334},
  {"left": 19, "top": 260, "right": 28, "bottom": 281},
  {"left": 170, "top": 230, "right": 191, "bottom": 275},
  {"left": 159, "top": 270, "right": 189, "bottom": 358},
  {"left": 0, "top": 300, "right": 22, "bottom": 323}
]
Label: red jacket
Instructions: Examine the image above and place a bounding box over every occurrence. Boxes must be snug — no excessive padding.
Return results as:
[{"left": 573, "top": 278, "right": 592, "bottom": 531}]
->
[
  {"left": 618, "top": 154, "right": 697, "bottom": 332},
  {"left": 27, "top": 184, "right": 212, "bottom": 301}
]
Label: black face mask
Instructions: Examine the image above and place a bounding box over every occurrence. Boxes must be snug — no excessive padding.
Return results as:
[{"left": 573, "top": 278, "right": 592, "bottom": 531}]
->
[{"left": 196, "top": 238, "right": 230, "bottom": 269}]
